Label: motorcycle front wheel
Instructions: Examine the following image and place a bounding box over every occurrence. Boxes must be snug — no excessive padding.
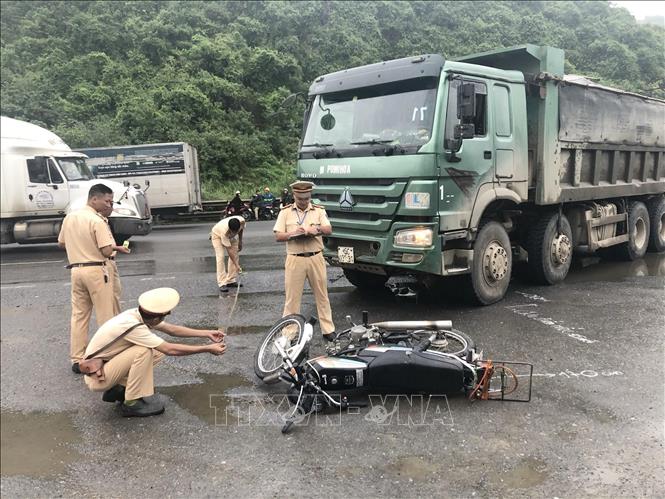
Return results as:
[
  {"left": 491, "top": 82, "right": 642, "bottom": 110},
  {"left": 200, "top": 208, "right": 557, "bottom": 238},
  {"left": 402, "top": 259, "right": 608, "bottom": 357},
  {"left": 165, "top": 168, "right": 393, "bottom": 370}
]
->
[
  {"left": 254, "top": 314, "right": 306, "bottom": 383},
  {"left": 410, "top": 329, "right": 475, "bottom": 357}
]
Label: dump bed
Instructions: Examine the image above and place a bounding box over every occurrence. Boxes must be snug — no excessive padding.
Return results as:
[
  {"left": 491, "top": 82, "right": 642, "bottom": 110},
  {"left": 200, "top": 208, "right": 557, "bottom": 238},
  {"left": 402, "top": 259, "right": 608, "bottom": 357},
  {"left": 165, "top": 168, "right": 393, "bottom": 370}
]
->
[{"left": 459, "top": 44, "right": 665, "bottom": 204}]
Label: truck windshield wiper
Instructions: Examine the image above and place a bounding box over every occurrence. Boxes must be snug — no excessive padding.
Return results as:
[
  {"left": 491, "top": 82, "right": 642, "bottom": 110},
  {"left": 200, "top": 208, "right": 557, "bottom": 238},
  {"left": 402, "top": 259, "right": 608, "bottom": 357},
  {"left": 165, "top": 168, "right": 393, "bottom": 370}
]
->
[
  {"left": 350, "top": 139, "right": 394, "bottom": 145},
  {"left": 302, "top": 143, "right": 334, "bottom": 148}
]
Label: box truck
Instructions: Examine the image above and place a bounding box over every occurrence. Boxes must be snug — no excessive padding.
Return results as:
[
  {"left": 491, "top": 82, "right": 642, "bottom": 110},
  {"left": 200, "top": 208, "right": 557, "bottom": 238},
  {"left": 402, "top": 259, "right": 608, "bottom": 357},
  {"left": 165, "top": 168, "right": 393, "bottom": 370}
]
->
[
  {"left": 1, "top": 116, "right": 152, "bottom": 245},
  {"left": 296, "top": 44, "right": 665, "bottom": 304},
  {"left": 76, "top": 142, "right": 203, "bottom": 218}
]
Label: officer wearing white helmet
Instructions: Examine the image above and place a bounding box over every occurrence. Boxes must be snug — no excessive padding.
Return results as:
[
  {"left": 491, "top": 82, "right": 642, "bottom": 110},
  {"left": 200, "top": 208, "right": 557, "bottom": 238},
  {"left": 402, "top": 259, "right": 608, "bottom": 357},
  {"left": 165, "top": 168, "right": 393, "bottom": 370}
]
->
[{"left": 80, "top": 288, "right": 226, "bottom": 417}]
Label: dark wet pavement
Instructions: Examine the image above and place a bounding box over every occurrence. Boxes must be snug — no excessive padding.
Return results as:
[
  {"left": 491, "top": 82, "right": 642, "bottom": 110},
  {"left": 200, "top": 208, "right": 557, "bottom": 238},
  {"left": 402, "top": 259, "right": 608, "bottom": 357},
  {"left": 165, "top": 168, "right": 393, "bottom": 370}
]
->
[{"left": 1, "top": 221, "right": 664, "bottom": 497}]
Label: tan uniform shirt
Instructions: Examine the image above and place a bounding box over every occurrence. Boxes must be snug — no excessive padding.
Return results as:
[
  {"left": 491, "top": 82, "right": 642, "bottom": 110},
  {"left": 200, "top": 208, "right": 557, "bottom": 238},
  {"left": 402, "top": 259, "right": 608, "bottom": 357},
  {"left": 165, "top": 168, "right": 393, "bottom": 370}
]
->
[
  {"left": 58, "top": 205, "right": 115, "bottom": 263},
  {"left": 211, "top": 216, "right": 245, "bottom": 247},
  {"left": 84, "top": 308, "right": 164, "bottom": 361},
  {"left": 273, "top": 203, "right": 331, "bottom": 254}
]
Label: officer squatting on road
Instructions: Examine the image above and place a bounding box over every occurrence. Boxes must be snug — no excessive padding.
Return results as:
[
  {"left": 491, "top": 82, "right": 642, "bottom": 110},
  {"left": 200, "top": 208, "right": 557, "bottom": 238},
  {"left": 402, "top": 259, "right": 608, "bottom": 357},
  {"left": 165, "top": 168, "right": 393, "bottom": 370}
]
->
[
  {"left": 57, "top": 183, "right": 130, "bottom": 374},
  {"left": 273, "top": 180, "right": 336, "bottom": 340},
  {"left": 80, "top": 287, "right": 226, "bottom": 417},
  {"left": 210, "top": 215, "right": 245, "bottom": 293}
]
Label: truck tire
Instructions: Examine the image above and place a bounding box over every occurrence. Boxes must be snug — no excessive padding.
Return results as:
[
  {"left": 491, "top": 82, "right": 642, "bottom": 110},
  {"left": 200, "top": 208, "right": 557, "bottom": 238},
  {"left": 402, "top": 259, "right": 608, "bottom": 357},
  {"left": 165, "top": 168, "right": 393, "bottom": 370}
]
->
[
  {"left": 526, "top": 212, "right": 573, "bottom": 285},
  {"left": 615, "top": 201, "right": 650, "bottom": 261},
  {"left": 343, "top": 268, "right": 388, "bottom": 290},
  {"left": 468, "top": 221, "right": 512, "bottom": 305},
  {"left": 113, "top": 234, "right": 131, "bottom": 245},
  {"left": 647, "top": 195, "right": 665, "bottom": 253}
]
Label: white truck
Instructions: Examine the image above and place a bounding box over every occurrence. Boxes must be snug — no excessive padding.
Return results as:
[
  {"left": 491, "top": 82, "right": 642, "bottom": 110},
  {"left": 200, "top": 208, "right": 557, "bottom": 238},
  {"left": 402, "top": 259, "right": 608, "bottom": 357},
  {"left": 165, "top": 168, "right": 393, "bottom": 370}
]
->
[
  {"left": 76, "top": 142, "right": 203, "bottom": 219},
  {"left": 0, "top": 116, "right": 152, "bottom": 245}
]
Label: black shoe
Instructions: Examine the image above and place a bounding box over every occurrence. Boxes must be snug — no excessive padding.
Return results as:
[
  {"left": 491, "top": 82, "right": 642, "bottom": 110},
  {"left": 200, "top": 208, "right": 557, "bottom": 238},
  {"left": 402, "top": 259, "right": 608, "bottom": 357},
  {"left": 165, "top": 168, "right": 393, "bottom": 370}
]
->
[
  {"left": 322, "top": 332, "right": 336, "bottom": 342},
  {"left": 121, "top": 397, "right": 165, "bottom": 418},
  {"left": 102, "top": 385, "right": 126, "bottom": 403},
  {"left": 226, "top": 282, "right": 243, "bottom": 288},
  {"left": 71, "top": 363, "right": 82, "bottom": 374},
  {"left": 219, "top": 286, "right": 229, "bottom": 293}
]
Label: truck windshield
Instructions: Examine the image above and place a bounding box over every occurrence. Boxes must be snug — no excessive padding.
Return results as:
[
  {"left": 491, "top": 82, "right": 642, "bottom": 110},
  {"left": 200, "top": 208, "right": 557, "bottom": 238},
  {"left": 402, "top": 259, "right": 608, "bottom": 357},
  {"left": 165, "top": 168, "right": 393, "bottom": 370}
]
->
[
  {"left": 302, "top": 77, "right": 438, "bottom": 154},
  {"left": 56, "top": 157, "right": 94, "bottom": 181}
]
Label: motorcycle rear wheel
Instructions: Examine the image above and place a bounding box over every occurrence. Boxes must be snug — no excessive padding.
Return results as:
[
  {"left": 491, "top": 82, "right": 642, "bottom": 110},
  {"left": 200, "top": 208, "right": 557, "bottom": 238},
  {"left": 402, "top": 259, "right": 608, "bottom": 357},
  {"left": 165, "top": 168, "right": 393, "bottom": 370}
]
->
[{"left": 254, "top": 314, "right": 306, "bottom": 382}]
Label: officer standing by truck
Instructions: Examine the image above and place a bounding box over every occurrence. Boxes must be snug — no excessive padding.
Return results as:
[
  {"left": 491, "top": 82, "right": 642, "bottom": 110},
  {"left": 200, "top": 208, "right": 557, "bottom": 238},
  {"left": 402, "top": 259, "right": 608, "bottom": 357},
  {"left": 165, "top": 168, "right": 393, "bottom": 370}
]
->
[
  {"left": 58, "top": 183, "right": 130, "bottom": 373},
  {"left": 273, "top": 181, "right": 335, "bottom": 341}
]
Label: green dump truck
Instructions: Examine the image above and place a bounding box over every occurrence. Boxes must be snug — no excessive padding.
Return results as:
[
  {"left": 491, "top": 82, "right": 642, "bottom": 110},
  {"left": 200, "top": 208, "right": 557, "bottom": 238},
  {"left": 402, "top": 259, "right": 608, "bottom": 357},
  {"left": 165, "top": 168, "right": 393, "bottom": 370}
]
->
[{"left": 297, "top": 44, "right": 665, "bottom": 305}]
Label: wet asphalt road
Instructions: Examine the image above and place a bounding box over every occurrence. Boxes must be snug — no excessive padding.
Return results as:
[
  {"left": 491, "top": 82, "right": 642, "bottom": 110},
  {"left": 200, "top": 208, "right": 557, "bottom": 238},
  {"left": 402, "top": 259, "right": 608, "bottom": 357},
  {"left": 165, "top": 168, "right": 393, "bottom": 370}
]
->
[{"left": 1, "top": 221, "right": 664, "bottom": 498}]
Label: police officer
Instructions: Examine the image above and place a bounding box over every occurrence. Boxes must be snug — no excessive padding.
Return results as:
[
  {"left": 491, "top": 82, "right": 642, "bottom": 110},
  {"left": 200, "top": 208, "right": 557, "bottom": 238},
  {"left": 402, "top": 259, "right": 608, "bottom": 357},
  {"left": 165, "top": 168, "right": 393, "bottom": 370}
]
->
[
  {"left": 80, "top": 287, "right": 226, "bottom": 417},
  {"left": 273, "top": 181, "right": 335, "bottom": 340},
  {"left": 211, "top": 215, "right": 246, "bottom": 292},
  {"left": 58, "top": 184, "right": 130, "bottom": 373}
]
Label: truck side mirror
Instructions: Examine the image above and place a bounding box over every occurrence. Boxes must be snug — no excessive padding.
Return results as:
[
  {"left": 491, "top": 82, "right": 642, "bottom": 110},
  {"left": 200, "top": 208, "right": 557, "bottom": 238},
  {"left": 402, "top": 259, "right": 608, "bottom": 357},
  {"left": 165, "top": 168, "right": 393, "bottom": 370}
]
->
[{"left": 457, "top": 82, "right": 476, "bottom": 121}]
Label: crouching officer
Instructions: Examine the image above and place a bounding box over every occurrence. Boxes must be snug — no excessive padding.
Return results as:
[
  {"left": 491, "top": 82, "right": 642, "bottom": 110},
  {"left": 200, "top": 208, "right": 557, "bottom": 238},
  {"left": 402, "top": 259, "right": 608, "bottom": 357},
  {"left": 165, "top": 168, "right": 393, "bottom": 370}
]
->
[
  {"left": 273, "top": 181, "right": 336, "bottom": 341},
  {"left": 80, "top": 288, "right": 226, "bottom": 417}
]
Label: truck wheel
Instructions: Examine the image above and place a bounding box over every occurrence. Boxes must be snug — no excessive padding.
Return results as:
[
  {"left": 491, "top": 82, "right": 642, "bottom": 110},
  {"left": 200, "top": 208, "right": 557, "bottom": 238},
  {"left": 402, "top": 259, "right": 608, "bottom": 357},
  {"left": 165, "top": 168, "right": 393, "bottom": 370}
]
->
[
  {"left": 526, "top": 212, "right": 573, "bottom": 285},
  {"left": 615, "top": 201, "right": 650, "bottom": 261},
  {"left": 647, "top": 195, "right": 665, "bottom": 253},
  {"left": 113, "top": 234, "right": 130, "bottom": 245},
  {"left": 343, "top": 268, "right": 388, "bottom": 290},
  {"left": 468, "top": 221, "right": 512, "bottom": 305}
]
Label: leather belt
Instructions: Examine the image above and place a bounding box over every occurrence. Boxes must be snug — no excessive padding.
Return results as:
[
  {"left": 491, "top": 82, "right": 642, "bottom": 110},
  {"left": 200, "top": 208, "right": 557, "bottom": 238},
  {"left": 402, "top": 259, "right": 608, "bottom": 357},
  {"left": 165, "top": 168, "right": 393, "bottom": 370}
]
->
[
  {"left": 66, "top": 261, "right": 106, "bottom": 269},
  {"left": 292, "top": 251, "right": 321, "bottom": 257}
]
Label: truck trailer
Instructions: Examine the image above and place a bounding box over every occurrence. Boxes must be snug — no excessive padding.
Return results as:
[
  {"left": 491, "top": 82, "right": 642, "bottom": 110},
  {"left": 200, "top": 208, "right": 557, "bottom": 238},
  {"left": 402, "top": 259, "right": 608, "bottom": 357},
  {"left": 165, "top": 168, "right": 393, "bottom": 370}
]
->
[
  {"left": 1, "top": 117, "right": 152, "bottom": 245},
  {"left": 296, "top": 44, "right": 665, "bottom": 304},
  {"left": 76, "top": 142, "right": 203, "bottom": 219}
]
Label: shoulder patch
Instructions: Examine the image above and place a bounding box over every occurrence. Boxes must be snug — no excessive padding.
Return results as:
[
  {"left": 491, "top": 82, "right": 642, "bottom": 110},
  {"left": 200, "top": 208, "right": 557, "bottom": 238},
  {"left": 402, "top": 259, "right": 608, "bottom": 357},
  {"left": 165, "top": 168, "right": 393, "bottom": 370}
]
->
[
  {"left": 280, "top": 203, "right": 293, "bottom": 210},
  {"left": 311, "top": 203, "right": 325, "bottom": 209}
]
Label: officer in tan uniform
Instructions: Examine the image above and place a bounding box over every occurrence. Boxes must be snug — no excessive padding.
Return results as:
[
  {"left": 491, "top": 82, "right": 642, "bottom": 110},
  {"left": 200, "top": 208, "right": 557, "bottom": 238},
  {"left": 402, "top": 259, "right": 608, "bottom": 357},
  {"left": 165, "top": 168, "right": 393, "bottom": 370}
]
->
[
  {"left": 211, "top": 215, "right": 245, "bottom": 292},
  {"left": 81, "top": 287, "right": 226, "bottom": 417},
  {"left": 273, "top": 181, "right": 335, "bottom": 340},
  {"left": 58, "top": 184, "right": 130, "bottom": 373}
]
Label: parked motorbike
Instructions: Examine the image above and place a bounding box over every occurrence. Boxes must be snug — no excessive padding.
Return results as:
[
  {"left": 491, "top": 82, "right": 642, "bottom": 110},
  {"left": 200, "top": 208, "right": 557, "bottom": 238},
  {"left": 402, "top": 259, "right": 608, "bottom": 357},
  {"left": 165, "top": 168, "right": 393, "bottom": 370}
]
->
[
  {"left": 224, "top": 202, "right": 253, "bottom": 221},
  {"left": 254, "top": 313, "right": 533, "bottom": 433},
  {"left": 257, "top": 203, "right": 277, "bottom": 220}
]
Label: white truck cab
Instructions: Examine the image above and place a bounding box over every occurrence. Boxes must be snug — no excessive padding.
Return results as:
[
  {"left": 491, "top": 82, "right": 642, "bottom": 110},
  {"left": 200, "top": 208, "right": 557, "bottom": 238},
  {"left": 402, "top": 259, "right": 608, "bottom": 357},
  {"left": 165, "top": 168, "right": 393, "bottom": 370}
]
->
[{"left": 1, "top": 116, "right": 152, "bottom": 244}]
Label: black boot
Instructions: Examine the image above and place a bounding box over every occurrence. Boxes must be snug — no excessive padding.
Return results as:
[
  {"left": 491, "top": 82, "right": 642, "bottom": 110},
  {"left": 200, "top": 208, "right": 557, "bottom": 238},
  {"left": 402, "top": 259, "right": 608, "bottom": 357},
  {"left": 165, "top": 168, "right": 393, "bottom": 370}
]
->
[
  {"left": 102, "top": 385, "right": 126, "bottom": 403},
  {"left": 121, "top": 396, "right": 165, "bottom": 417}
]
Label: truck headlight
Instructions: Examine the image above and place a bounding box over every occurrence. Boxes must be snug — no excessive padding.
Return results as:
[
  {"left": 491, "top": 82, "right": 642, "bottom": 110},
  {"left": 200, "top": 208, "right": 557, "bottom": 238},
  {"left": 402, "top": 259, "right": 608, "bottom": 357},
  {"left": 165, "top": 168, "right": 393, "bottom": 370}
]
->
[
  {"left": 394, "top": 227, "right": 433, "bottom": 247},
  {"left": 113, "top": 207, "right": 137, "bottom": 217}
]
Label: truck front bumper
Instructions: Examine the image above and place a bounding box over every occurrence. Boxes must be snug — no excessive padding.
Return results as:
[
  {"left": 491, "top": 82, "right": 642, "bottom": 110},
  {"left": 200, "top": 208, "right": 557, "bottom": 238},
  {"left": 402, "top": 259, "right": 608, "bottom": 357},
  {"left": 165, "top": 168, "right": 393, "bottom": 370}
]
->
[{"left": 108, "top": 217, "right": 153, "bottom": 236}]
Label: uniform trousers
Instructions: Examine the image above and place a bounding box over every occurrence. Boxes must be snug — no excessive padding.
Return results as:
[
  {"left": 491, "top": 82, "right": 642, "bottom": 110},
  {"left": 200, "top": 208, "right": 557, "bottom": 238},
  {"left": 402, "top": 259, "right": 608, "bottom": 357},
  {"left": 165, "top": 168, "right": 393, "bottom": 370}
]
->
[
  {"left": 70, "top": 265, "right": 116, "bottom": 363},
  {"left": 212, "top": 237, "right": 239, "bottom": 286},
  {"left": 84, "top": 346, "right": 165, "bottom": 401},
  {"left": 283, "top": 252, "right": 335, "bottom": 334}
]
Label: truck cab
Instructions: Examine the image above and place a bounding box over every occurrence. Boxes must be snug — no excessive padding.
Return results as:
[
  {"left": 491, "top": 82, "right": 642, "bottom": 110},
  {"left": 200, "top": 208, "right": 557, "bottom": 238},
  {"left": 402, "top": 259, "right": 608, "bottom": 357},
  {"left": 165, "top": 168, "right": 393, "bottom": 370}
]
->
[{"left": 1, "top": 116, "right": 152, "bottom": 244}]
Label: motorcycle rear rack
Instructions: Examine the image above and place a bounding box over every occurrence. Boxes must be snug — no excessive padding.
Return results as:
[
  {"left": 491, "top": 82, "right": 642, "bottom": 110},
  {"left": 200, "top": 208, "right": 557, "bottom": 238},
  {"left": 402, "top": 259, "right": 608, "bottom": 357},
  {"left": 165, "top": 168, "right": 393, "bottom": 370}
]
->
[{"left": 477, "top": 360, "right": 533, "bottom": 402}]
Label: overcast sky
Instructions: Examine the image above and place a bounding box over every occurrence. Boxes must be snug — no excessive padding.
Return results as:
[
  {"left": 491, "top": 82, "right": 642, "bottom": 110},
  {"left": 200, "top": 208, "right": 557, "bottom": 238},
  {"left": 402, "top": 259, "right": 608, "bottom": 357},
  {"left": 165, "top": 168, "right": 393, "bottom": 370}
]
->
[{"left": 611, "top": 1, "right": 665, "bottom": 19}]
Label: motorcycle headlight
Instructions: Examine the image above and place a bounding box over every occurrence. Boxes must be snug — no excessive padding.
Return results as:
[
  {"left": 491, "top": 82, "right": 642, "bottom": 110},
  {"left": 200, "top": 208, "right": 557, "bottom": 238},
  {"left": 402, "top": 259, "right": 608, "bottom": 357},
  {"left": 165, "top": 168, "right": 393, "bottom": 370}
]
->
[
  {"left": 394, "top": 227, "right": 433, "bottom": 247},
  {"left": 113, "top": 207, "right": 137, "bottom": 217}
]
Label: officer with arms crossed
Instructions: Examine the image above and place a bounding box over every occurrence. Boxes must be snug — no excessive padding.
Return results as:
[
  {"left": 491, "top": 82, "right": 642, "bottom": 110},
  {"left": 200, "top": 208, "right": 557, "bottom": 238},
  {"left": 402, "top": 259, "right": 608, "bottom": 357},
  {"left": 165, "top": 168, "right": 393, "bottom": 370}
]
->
[
  {"left": 273, "top": 181, "right": 336, "bottom": 342},
  {"left": 80, "top": 287, "right": 226, "bottom": 417},
  {"left": 58, "top": 183, "right": 130, "bottom": 373},
  {"left": 211, "top": 215, "right": 246, "bottom": 292}
]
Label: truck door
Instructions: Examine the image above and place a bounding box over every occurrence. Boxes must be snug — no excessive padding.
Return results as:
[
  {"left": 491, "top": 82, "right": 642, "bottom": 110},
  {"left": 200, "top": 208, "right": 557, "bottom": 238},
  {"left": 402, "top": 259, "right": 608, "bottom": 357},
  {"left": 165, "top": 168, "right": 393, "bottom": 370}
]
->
[
  {"left": 25, "top": 156, "right": 69, "bottom": 214},
  {"left": 491, "top": 83, "right": 516, "bottom": 185},
  {"left": 440, "top": 77, "right": 493, "bottom": 231}
]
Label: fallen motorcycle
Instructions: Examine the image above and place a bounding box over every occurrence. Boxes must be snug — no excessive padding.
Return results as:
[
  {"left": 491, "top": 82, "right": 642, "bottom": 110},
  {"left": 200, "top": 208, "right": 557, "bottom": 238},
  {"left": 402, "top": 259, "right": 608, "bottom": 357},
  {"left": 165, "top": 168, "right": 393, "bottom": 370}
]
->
[{"left": 254, "top": 313, "right": 533, "bottom": 433}]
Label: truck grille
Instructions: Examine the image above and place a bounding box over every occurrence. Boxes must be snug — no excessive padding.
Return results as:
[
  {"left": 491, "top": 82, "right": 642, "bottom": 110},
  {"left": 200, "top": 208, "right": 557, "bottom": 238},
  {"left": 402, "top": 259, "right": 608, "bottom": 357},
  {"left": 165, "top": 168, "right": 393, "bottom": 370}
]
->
[
  {"left": 314, "top": 179, "right": 407, "bottom": 232},
  {"left": 135, "top": 192, "right": 150, "bottom": 218}
]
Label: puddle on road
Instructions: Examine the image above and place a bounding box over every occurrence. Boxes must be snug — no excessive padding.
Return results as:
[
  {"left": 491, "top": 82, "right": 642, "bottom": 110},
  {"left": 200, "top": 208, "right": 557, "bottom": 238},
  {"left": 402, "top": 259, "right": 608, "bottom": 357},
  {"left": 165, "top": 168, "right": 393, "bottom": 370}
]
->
[
  {"left": 383, "top": 455, "right": 439, "bottom": 481},
  {"left": 159, "top": 373, "right": 253, "bottom": 425},
  {"left": 566, "top": 253, "right": 665, "bottom": 283},
  {"left": 498, "top": 457, "right": 549, "bottom": 489},
  {"left": 1, "top": 411, "right": 81, "bottom": 477}
]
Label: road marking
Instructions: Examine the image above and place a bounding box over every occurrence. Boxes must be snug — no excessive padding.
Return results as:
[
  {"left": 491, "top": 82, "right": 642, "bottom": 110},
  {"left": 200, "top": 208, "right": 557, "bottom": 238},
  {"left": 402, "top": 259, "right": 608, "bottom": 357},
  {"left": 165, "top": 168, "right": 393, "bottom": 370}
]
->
[
  {"left": 140, "top": 276, "right": 176, "bottom": 281},
  {"left": 0, "top": 259, "right": 64, "bottom": 266},
  {"left": 506, "top": 303, "right": 598, "bottom": 344},
  {"left": 0, "top": 284, "right": 36, "bottom": 289}
]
